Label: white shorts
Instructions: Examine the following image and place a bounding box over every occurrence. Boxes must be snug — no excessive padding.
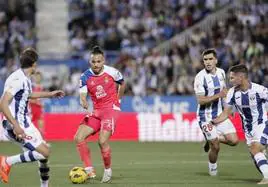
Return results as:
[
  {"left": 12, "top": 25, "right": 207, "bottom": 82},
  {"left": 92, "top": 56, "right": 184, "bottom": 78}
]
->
[
  {"left": 245, "top": 122, "right": 268, "bottom": 146},
  {"left": 2, "top": 120, "right": 45, "bottom": 151},
  {"left": 200, "top": 119, "right": 236, "bottom": 141}
]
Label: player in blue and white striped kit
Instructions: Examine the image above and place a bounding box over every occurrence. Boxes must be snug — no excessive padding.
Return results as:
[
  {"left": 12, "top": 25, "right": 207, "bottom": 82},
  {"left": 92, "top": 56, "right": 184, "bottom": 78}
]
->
[
  {"left": 0, "top": 48, "right": 65, "bottom": 186},
  {"left": 194, "top": 49, "right": 238, "bottom": 176},
  {"left": 211, "top": 64, "right": 268, "bottom": 184}
]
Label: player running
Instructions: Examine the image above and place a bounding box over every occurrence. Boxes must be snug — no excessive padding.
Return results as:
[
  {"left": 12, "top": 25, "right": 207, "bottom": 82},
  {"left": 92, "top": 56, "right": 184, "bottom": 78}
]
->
[
  {"left": 194, "top": 48, "right": 238, "bottom": 176},
  {"left": 210, "top": 64, "right": 268, "bottom": 184},
  {"left": 74, "top": 46, "right": 125, "bottom": 183},
  {"left": 0, "top": 48, "right": 65, "bottom": 187}
]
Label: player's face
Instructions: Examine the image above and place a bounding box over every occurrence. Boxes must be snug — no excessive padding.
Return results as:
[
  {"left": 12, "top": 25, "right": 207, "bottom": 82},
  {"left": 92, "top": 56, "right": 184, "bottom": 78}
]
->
[
  {"left": 90, "top": 54, "right": 105, "bottom": 74},
  {"left": 229, "top": 71, "right": 243, "bottom": 87},
  {"left": 203, "top": 53, "right": 217, "bottom": 72}
]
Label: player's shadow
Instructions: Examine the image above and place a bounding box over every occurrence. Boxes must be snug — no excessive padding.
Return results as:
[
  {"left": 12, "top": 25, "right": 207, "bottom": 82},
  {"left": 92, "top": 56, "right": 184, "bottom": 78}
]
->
[
  {"left": 194, "top": 171, "right": 211, "bottom": 176},
  {"left": 194, "top": 171, "right": 233, "bottom": 177}
]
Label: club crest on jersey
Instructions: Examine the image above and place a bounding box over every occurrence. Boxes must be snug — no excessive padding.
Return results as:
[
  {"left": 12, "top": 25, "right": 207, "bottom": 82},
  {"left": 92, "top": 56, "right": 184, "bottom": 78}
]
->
[
  {"left": 250, "top": 95, "right": 256, "bottom": 101},
  {"left": 90, "top": 81, "right": 95, "bottom": 85},
  {"left": 104, "top": 77, "right": 109, "bottom": 83}
]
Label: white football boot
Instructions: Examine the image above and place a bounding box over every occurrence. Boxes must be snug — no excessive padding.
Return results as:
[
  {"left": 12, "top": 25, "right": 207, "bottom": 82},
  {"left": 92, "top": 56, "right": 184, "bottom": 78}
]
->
[{"left": 101, "top": 168, "right": 112, "bottom": 183}]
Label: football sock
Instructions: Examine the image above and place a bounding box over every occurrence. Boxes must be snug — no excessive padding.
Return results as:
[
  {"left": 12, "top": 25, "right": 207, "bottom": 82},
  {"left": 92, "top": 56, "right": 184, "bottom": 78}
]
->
[
  {"left": 101, "top": 146, "right": 111, "bottom": 169},
  {"left": 76, "top": 141, "right": 92, "bottom": 167},
  {"left": 38, "top": 159, "right": 50, "bottom": 182},
  {"left": 6, "top": 151, "right": 45, "bottom": 165},
  {"left": 250, "top": 153, "right": 262, "bottom": 173},
  {"left": 208, "top": 162, "right": 217, "bottom": 169},
  {"left": 254, "top": 152, "right": 268, "bottom": 178}
]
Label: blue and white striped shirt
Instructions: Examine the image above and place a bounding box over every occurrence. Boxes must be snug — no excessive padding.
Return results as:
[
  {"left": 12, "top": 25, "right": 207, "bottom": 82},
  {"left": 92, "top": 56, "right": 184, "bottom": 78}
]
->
[
  {"left": 3, "top": 69, "right": 32, "bottom": 128},
  {"left": 194, "top": 68, "right": 226, "bottom": 122},
  {"left": 226, "top": 83, "right": 268, "bottom": 133}
]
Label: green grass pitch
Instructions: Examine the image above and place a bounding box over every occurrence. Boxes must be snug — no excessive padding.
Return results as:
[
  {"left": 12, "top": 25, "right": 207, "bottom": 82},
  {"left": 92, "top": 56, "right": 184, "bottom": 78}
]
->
[{"left": 0, "top": 141, "right": 263, "bottom": 187}]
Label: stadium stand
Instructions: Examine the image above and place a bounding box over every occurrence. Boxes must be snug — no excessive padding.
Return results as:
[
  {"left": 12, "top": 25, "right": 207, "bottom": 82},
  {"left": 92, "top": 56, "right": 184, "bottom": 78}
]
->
[
  {"left": 0, "top": 1, "right": 267, "bottom": 97},
  {"left": 67, "top": 0, "right": 230, "bottom": 58},
  {"left": 0, "top": 0, "right": 37, "bottom": 94},
  {"left": 119, "top": 3, "right": 268, "bottom": 96}
]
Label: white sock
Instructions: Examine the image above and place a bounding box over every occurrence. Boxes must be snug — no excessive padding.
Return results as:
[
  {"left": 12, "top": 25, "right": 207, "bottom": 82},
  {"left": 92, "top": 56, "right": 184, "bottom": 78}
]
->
[
  {"left": 208, "top": 162, "right": 217, "bottom": 169},
  {"left": 6, "top": 151, "right": 45, "bottom": 166},
  {"left": 40, "top": 179, "right": 49, "bottom": 187},
  {"left": 105, "top": 168, "right": 112, "bottom": 172},
  {"left": 254, "top": 152, "right": 268, "bottom": 178},
  {"left": 85, "top": 166, "right": 94, "bottom": 174}
]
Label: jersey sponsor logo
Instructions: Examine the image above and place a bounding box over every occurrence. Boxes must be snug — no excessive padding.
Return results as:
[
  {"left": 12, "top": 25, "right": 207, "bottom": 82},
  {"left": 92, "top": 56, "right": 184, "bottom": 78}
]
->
[{"left": 95, "top": 85, "right": 107, "bottom": 99}]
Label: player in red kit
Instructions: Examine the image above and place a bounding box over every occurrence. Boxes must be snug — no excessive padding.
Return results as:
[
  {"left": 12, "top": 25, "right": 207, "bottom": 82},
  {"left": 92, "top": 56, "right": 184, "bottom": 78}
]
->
[
  {"left": 29, "top": 71, "right": 44, "bottom": 134},
  {"left": 74, "top": 46, "right": 126, "bottom": 183}
]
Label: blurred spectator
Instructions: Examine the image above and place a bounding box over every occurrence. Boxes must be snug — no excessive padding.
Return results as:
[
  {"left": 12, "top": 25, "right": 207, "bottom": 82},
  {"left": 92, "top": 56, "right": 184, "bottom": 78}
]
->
[{"left": 48, "top": 76, "right": 61, "bottom": 92}]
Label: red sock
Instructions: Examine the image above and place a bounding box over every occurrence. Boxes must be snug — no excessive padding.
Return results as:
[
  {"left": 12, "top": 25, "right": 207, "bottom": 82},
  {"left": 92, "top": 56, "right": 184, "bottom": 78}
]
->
[
  {"left": 76, "top": 141, "right": 92, "bottom": 167},
  {"left": 101, "top": 146, "right": 111, "bottom": 169}
]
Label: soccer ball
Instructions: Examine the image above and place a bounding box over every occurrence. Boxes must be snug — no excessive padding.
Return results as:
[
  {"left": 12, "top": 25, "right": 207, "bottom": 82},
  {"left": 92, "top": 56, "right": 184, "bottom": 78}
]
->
[{"left": 69, "top": 167, "right": 88, "bottom": 184}]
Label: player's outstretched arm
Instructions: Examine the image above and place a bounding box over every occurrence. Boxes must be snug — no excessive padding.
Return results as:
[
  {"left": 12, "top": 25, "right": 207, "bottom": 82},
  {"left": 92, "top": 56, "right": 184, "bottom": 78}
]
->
[
  {"left": 0, "top": 92, "right": 26, "bottom": 138},
  {"left": 117, "top": 81, "right": 126, "bottom": 100},
  {"left": 29, "top": 90, "right": 65, "bottom": 99},
  {"left": 211, "top": 106, "right": 232, "bottom": 125}
]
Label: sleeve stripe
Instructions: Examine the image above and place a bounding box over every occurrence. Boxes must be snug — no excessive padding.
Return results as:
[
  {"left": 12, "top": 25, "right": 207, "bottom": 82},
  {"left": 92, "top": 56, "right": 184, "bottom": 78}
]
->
[{"left": 115, "top": 79, "right": 124, "bottom": 84}]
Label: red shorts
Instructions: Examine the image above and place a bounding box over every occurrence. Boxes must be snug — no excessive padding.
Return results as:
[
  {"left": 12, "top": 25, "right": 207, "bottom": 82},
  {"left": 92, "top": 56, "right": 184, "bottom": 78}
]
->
[{"left": 81, "top": 108, "right": 120, "bottom": 134}]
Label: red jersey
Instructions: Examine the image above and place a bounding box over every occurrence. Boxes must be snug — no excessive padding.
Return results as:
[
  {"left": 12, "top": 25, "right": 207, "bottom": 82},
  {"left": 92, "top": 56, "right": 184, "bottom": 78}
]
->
[
  {"left": 79, "top": 65, "right": 124, "bottom": 110},
  {"left": 30, "top": 84, "right": 43, "bottom": 108}
]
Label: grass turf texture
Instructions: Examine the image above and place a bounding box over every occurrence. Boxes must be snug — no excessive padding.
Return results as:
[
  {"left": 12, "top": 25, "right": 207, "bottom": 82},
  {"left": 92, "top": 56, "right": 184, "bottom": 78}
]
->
[{"left": 0, "top": 141, "right": 262, "bottom": 187}]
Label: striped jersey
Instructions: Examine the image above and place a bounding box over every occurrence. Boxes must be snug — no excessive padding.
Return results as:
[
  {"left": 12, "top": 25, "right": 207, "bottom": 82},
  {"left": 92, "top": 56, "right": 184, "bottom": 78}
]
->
[
  {"left": 3, "top": 69, "right": 32, "bottom": 128},
  {"left": 226, "top": 82, "right": 268, "bottom": 133},
  {"left": 194, "top": 68, "right": 226, "bottom": 122}
]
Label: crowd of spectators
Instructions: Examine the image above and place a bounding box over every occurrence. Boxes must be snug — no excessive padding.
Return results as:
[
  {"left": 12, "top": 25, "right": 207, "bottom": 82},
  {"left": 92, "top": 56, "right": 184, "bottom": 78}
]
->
[
  {"left": 53, "top": 1, "right": 268, "bottom": 96},
  {"left": 0, "top": 1, "right": 267, "bottom": 97},
  {"left": 67, "top": 0, "right": 230, "bottom": 58},
  {"left": 0, "top": 0, "right": 37, "bottom": 80},
  {"left": 117, "top": 2, "right": 268, "bottom": 96}
]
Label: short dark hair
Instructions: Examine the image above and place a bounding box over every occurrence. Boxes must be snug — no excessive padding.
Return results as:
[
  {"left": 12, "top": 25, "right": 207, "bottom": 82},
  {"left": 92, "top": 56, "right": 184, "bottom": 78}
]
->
[
  {"left": 229, "top": 64, "right": 248, "bottom": 77},
  {"left": 20, "top": 47, "right": 38, "bottom": 68},
  {"left": 202, "top": 48, "right": 217, "bottom": 58},
  {"left": 91, "top": 46, "right": 104, "bottom": 56}
]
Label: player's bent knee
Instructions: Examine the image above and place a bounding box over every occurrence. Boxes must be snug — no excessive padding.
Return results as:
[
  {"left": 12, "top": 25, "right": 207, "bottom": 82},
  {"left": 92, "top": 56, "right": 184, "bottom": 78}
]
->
[
  {"left": 98, "top": 139, "right": 108, "bottom": 148},
  {"left": 74, "top": 134, "right": 84, "bottom": 144},
  {"left": 37, "top": 147, "right": 50, "bottom": 158},
  {"left": 229, "top": 138, "right": 239, "bottom": 146},
  {"left": 226, "top": 133, "right": 239, "bottom": 146}
]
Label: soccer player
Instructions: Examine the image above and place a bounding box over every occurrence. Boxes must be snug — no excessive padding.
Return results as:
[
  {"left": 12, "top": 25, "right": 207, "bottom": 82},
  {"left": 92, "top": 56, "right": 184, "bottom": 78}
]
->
[
  {"left": 194, "top": 48, "right": 238, "bottom": 176},
  {"left": 74, "top": 46, "right": 125, "bottom": 183},
  {"left": 210, "top": 64, "right": 268, "bottom": 184},
  {"left": 29, "top": 71, "right": 44, "bottom": 134},
  {"left": 0, "top": 48, "right": 65, "bottom": 186}
]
